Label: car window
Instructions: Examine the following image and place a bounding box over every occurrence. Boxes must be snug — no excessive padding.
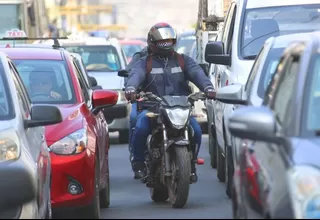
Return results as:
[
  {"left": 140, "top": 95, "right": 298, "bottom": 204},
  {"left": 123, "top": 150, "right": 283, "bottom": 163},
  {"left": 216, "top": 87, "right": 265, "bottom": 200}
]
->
[
  {"left": 122, "top": 44, "right": 144, "bottom": 58},
  {"left": 305, "top": 54, "right": 320, "bottom": 131},
  {"left": 73, "top": 60, "right": 91, "bottom": 104},
  {"left": 271, "top": 56, "right": 299, "bottom": 124},
  {"left": 245, "top": 46, "right": 265, "bottom": 94},
  {"left": 13, "top": 59, "right": 76, "bottom": 104},
  {"left": 0, "top": 64, "right": 13, "bottom": 119},
  {"left": 256, "top": 47, "right": 285, "bottom": 98},
  {"left": 222, "top": 3, "right": 236, "bottom": 54},
  {"left": 241, "top": 4, "right": 320, "bottom": 58},
  {"left": 176, "top": 35, "right": 196, "bottom": 55},
  {"left": 64, "top": 45, "right": 121, "bottom": 72}
]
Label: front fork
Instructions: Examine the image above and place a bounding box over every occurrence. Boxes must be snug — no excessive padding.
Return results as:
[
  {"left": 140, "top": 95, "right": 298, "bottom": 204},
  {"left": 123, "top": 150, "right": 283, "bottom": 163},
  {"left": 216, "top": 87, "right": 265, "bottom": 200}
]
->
[{"left": 162, "top": 125, "right": 191, "bottom": 177}]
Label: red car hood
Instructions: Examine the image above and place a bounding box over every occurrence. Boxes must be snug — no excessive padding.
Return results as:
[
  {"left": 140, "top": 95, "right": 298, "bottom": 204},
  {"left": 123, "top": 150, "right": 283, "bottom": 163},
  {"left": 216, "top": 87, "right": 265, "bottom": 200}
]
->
[{"left": 45, "top": 103, "right": 84, "bottom": 145}]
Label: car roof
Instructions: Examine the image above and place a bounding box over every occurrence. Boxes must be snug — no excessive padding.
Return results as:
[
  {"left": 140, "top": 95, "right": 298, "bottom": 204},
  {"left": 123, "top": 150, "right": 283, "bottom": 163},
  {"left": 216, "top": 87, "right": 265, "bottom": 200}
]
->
[
  {"left": 245, "top": 0, "right": 320, "bottom": 9},
  {"left": 0, "top": 48, "right": 63, "bottom": 60}
]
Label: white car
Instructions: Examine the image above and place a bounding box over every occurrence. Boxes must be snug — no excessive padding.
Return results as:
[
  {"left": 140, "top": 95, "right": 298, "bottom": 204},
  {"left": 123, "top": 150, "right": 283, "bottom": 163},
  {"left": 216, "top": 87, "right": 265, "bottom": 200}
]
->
[
  {"left": 47, "top": 36, "right": 131, "bottom": 143},
  {"left": 0, "top": 51, "right": 62, "bottom": 218},
  {"left": 205, "top": 0, "right": 320, "bottom": 198}
]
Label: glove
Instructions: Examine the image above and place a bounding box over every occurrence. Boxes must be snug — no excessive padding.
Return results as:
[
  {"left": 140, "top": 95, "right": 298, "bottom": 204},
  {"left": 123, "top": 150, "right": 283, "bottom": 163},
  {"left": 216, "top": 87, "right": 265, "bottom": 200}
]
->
[
  {"left": 205, "top": 88, "right": 216, "bottom": 100},
  {"left": 125, "top": 87, "right": 136, "bottom": 102}
]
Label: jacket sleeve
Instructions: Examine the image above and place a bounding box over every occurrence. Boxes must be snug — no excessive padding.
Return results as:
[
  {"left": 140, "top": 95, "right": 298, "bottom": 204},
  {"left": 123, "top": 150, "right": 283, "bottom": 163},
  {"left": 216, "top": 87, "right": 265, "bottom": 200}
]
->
[
  {"left": 183, "top": 54, "right": 214, "bottom": 92},
  {"left": 126, "top": 58, "right": 147, "bottom": 90},
  {"left": 124, "top": 53, "right": 141, "bottom": 87}
]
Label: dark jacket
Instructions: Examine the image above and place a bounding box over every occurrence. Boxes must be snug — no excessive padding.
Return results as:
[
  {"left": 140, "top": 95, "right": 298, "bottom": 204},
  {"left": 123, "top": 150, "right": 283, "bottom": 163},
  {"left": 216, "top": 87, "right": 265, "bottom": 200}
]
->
[{"left": 126, "top": 53, "right": 214, "bottom": 97}]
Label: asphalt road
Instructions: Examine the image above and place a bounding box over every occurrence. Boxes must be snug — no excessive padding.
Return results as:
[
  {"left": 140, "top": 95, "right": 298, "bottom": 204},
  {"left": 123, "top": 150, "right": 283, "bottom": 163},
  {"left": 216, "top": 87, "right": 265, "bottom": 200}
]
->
[
  {"left": 100, "top": 134, "right": 232, "bottom": 219},
  {"left": 54, "top": 134, "right": 232, "bottom": 219}
]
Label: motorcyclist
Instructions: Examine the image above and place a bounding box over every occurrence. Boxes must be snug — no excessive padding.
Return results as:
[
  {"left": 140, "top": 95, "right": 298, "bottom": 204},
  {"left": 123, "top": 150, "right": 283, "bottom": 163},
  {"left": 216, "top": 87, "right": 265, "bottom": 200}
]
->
[{"left": 125, "top": 22, "right": 216, "bottom": 181}]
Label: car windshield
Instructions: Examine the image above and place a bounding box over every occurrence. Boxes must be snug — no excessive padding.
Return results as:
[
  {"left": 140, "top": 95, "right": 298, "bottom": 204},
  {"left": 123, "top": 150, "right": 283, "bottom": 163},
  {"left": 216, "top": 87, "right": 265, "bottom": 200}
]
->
[
  {"left": 241, "top": 4, "right": 320, "bottom": 58},
  {"left": 305, "top": 54, "right": 320, "bottom": 132},
  {"left": 176, "top": 35, "right": 196, "bottom": 55},
  {"left": 13, "top": 60, "right": 76, "bottom": 104},
  {"left": 257, "top": 47, "right": 285, "bottom": 98},
  {"left": 122, "top": 44, "right": 144, "bottom": 57},
  {"left": 0, "top": 66, "right": 13, "bottom": 120},
  {"left": 64, "top": 45, "right": 121, "bottom": 72}
]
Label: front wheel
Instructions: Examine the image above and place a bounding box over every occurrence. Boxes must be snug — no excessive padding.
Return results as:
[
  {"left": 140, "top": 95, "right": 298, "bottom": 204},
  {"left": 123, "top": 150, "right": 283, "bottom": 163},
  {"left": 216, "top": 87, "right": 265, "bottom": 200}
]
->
[{"left": 167, "top": 147, "right": 191, "bottom": 208}]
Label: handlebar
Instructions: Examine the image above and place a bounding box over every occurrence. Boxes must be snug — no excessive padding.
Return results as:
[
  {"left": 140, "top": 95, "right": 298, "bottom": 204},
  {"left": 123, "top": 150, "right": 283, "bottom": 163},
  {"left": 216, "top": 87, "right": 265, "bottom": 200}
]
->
[{"left": 136, "top": 91, "right": 207, "bottom": 103}]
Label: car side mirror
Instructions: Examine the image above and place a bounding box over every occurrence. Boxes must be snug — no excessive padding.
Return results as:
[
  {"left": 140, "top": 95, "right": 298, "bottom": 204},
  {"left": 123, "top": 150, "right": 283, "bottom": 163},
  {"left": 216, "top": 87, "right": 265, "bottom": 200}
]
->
[
  {"left": 205, "top": 41, "right": 231, "bottom": 66},
  {"left": 199, "top": 63, "right": 209, "bottom": 76},
  {"left": 92, "top": 89, "right": 118, "bottom": 114},
  {"left": 89, "top": 76, "right": 98, "bottom": 87},
  {"left": 228, "top": 106, "right": 282, "bottom": 144},
  {"left": 215, "top": 83, "right": 247, "bottom": 105},
  {"left": 25, "top": 105, "right": 63, "bottom": 128},
  {"left": 0, "top": 165, "right": 35, "bottom": 210},
  {"left": 118, "top": 69, "right": 129, "bottom": 78}
]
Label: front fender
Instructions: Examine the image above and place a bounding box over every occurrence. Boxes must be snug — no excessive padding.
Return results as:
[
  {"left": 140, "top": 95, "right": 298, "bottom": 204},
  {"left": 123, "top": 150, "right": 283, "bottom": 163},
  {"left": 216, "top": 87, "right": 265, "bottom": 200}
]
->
[
  {"left": 223, "top": 104, "right": 234, "bottom": 147},
  {"left": 165, "top": 139, "right": 190, "bottom": 152}
]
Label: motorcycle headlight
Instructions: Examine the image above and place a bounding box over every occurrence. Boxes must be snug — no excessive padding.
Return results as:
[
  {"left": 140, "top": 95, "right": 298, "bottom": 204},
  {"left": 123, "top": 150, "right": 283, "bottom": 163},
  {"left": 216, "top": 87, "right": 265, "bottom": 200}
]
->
[
  {"left": 50, "top": 128, "right": 87, "bottom": 155},
  {"left": 165, "top": 108, "right": 190, "bottom": 129},
  {"left": 289, "top": 165, "right": 320, "bottom": 219},
  {"left": 0, "top": 132, "right": 20, "bottom": 161}
]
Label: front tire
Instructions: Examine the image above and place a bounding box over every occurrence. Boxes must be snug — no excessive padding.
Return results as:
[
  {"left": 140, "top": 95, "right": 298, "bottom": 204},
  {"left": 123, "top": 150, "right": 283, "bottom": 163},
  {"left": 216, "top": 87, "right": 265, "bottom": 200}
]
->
[
  {"left": 99, "top": 158, "right": 110, "bottom": 208},
  {"left": 168, "top": 147, "right": 191, "bottom": 208},
  {"left": 150, "top": 185, "right": 169, "bottom": 202},
  {"left": 119, "top": 130, "right": 129, "bottom": 144}
]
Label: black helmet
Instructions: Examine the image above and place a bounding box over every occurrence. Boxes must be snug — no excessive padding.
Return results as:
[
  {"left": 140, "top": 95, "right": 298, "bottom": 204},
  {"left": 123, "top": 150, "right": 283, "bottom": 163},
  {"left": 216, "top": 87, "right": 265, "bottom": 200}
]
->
[{"left": 147, "top": 22, "right": 177, "bottom": 56}]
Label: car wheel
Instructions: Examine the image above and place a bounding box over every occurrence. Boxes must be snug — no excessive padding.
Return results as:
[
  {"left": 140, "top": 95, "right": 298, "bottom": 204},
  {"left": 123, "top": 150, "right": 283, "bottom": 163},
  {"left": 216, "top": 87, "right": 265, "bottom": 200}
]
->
[
  {"left": 119, "top": 130, "right": 129, "bottom": 144},
  {"left": 216, "top": 146, "right": 226, "bottom": 182},
  {"left": 225, "top": 146, "right": 233, "bottom": 198},
  {"left": 209, "top": 123, "right": 217, "bottom": 169},
  {"left": 99, "top": 158, "right": 110, "bottom": 208},
  {"left": 84, "top": 158, "right": 101, "bottom": 219}
]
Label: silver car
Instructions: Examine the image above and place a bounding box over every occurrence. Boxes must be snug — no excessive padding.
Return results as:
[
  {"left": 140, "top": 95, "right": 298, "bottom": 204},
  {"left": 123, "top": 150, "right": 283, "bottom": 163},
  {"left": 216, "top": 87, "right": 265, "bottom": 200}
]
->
[
  {"left": 0, "top": 52, "right": 62, "bottom": 218},
  {"left": 214, "top": 33, "right": 308, "bottom": 198}
]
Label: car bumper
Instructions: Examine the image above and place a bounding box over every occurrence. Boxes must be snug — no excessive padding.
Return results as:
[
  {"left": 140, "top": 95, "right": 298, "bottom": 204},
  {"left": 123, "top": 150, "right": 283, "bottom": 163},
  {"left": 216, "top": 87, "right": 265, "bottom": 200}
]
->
[
  {"left": 103, "top": 101, "right": 131, "bottom": 132},
  {"left": 50, "top": 150, "right": 95, "bottom": 209}
]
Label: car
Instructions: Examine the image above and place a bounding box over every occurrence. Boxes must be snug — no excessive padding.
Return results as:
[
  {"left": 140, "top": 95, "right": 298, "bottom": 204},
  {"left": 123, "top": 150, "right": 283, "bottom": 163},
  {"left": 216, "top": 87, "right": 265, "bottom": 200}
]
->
[
  {"left": 205, "top": 0, "right": 320, "bottom": 198},
  {"left": 216, "top": 31, "right": 320, "bottom": 219},
  {"left": 176, "top": 30, "right": 196, "bottom": 56},
  {"left": 119, "top": 39, "right": 147, "bottom": 62},
  {"left": 52, "top": 36, "right": 131, "bottom": 144},
  {"left": 0, "top": 45, "right": 118, "bottom": 218},
  {"left": 0, "top": 51, "right": 62, "bottom": 218}
]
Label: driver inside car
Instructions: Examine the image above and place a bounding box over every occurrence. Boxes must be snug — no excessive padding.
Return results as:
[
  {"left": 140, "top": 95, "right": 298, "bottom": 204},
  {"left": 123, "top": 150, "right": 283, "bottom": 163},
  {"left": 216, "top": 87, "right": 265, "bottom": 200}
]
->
[{"left": 29, "top": 70, "right": 62, "bottom": 101}]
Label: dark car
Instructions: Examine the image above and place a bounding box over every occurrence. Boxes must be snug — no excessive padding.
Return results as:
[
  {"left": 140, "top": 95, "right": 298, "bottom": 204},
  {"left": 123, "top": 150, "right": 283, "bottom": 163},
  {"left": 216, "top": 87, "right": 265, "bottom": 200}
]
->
[{"left": 216, "top": 31, "right": 320, "bottom": 219}]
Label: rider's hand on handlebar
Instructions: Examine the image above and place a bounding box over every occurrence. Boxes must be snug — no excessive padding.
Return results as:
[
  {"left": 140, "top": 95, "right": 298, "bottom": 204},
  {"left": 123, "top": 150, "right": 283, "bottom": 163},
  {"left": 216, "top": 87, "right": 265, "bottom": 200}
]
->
[
  {"left": 125, "top": 87, "right": 136, "bottom": 102},
  {"left": 205, "top": 88, "right": 216, "bottom": 100}
]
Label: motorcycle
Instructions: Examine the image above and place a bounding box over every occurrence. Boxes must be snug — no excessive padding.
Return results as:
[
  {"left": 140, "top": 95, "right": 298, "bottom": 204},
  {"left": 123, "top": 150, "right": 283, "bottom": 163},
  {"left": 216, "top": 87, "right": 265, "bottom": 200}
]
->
[{"left": 136, "top": 91, "right": 206, "bottom": 208}]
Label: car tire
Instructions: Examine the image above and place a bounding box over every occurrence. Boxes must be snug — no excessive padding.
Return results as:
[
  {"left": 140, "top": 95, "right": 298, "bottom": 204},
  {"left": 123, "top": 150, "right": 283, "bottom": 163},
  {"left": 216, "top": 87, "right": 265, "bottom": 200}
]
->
[
  {"left": 216, "top": 146, "right": 226, "bottom": 182},
  {"left": 84, "top": 157, "right": 101, "bottom": 219},
  {"left": 119, "top": 130, "right": 129, "bottom": 144},
  {"left": 208, "top": 123, "right": 217, "bottom": 169},
  {"left": 99, "top": 158, "right": 110, "bottom": 208},
  {"left": 225, "top": 146, "right": 233, "bottom": 198},
  {"left": 45, "top": 187, "right": 52, "bottom": 219}
]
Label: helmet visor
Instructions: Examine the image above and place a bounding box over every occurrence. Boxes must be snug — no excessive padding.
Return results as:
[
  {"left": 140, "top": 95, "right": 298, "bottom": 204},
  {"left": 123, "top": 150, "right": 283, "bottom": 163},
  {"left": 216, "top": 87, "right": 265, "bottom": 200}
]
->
[{"left": 151, "top": 27, "right": 177, "bottom": 41}]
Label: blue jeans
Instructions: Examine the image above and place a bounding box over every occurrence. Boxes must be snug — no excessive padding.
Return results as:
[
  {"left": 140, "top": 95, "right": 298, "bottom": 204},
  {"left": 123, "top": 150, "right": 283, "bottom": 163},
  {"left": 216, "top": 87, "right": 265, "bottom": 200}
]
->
[
  {"left": 131, "top": 110, "right": 202, "bottom": 162},
  {"left": 129, "top": 103, "right": 138, "bottom": 152}
]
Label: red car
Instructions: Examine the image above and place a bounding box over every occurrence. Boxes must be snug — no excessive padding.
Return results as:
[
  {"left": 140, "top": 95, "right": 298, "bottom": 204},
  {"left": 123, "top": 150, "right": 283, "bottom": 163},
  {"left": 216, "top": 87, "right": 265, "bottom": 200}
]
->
[
  {"left": 0, "top": 47, "right": 118, "bottom": 218},
  {"left": 119, "top": 39, "right": 147, "bottom": 62}
]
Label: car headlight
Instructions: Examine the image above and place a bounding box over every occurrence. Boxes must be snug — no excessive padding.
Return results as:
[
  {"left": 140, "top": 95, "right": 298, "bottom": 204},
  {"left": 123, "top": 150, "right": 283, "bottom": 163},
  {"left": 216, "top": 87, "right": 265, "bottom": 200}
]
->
[
  {"left": 165, "top": 108, "right": 190, "bottom": 129},
  {"left": 50, "top": 128, "right": 87, "bottom": 155},
  {"left": 0, "top": 132, "right": 20, "bottom": 161},
  {"left": 289, "top": 165, "right": 320, "bottom": 219}
]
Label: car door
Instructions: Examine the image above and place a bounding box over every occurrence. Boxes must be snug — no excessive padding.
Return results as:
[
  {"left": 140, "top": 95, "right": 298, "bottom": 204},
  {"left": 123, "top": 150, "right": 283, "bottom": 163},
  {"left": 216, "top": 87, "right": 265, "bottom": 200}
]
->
[
  {"left": 8, "top": 60, "right": 50, "bottom": 213},
  {"left": 245, "top": 54, "right": 299, "bottom": 217},
  {"left": 215, "top": 2, "right": 237, "bottom": 149}
]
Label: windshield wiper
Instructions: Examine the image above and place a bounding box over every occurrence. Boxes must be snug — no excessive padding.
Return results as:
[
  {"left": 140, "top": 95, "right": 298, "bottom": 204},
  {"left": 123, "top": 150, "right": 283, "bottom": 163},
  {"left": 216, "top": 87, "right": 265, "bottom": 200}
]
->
[
  {"left": 242, "top": 55, "right": 257, "bottom": 60},
  {"left": 241, "top": 30, "right": 280, "bottom": 51}
]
